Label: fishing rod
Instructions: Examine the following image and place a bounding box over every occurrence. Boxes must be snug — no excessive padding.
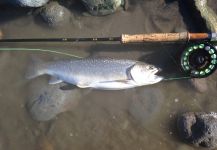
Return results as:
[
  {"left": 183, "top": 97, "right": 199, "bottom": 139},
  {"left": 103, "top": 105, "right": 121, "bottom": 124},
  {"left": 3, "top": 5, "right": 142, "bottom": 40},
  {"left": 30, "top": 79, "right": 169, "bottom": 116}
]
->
[
  {"left": 0, "top": 32, "right": 216, "bottom": 43},
  {"left": 0, "top": 31, "right": 217, "bottom": 79}
]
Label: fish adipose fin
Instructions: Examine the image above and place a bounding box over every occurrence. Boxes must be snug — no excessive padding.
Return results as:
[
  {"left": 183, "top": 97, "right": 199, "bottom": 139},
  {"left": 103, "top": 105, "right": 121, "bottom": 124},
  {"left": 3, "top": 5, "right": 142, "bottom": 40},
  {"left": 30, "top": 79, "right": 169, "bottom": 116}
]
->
[
  {"left": 48, "top": 76, "right": 63, "bottom": 84},
  {"left": 25, "top": 56, "right": 46, "bottom": 79}
]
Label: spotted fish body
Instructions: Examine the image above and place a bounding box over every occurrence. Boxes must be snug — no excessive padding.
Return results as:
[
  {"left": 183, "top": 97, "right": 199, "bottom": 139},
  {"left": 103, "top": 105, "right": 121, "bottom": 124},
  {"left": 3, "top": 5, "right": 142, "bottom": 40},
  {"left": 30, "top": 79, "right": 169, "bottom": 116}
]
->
[{"left": 26, "top": 57, "right": 163, "bottom": 90}]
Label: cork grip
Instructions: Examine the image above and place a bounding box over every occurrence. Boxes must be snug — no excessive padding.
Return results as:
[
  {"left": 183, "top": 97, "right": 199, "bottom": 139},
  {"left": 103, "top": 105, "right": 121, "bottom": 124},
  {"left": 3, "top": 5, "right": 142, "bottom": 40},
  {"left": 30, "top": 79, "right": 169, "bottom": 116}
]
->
[
  {"left": 121, "top": 32, "right": 189, "bottom": 43},
  {"left": 121, "top": 32, "right": 212, "bottom": 43}
]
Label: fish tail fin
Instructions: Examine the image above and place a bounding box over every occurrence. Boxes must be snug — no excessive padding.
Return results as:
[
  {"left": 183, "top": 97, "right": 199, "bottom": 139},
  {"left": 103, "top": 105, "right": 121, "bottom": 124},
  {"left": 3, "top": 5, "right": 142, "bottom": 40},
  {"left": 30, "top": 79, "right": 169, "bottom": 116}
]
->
[{"left": 25, "top": 56, "right": 46, "bottom": 79}]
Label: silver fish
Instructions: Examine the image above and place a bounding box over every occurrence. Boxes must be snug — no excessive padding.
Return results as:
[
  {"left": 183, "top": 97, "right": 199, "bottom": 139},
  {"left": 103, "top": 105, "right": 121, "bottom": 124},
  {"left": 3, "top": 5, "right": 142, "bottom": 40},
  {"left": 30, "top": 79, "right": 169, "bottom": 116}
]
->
[{"left": 26, "top": 57, "right": 163, "bottom": 90}]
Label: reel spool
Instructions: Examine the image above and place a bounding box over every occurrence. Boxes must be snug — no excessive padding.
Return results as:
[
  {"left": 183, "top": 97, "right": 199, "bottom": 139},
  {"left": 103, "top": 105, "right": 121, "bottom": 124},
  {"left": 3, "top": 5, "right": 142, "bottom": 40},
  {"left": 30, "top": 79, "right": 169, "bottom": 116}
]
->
[{"left": 181, "top": 42, "right": 217, "bottom": 78}]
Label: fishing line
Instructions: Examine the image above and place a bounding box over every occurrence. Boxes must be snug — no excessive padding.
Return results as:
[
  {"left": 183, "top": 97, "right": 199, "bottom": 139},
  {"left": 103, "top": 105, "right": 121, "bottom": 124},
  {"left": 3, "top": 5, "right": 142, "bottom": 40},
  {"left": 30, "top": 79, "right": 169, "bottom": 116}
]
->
[
  {"left": 0, "top": 48, "right": 83, "bottom": 58},
  {"left": 163, "top": 76, "right": 191, "bottom": 81}
]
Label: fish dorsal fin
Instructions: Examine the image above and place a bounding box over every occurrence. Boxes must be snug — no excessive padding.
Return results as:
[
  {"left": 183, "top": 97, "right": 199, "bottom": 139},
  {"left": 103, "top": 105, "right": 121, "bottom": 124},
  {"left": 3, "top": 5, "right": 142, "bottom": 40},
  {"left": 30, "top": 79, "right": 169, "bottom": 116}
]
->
[{"left": 48, "top": 76, "right": 63, "bottom": 84}]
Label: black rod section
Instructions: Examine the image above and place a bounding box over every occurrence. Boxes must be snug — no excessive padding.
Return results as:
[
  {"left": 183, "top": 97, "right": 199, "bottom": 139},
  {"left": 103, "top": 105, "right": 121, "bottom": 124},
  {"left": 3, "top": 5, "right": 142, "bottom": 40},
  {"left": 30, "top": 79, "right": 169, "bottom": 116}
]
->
[{"left": 0, "top": 37, "right": 121, "bottom": 43}]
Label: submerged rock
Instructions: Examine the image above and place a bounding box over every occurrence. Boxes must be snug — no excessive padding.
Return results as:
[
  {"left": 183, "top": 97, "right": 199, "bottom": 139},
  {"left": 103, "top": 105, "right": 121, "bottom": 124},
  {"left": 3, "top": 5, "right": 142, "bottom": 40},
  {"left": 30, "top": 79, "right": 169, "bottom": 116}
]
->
[
  {"left": 14, "top": 0, "right": 49, "bottom": 7},
  {"left": 81, "top": 0, "right": 124, "bottom": 16},
  {"left": 40, "top": 1, "right": 71, "bottom": 27},
  {"left": 27, "top": 77, "right": 90, "bottom": 121},
  {"left": 177, "top": 112, "right": 217, "bottom": 148},
  {"left": 190, "top": 78, "right": 208, "bottom": 93},
  {"left": 128, "top": 88, "right": 164, "bottom": 125}
]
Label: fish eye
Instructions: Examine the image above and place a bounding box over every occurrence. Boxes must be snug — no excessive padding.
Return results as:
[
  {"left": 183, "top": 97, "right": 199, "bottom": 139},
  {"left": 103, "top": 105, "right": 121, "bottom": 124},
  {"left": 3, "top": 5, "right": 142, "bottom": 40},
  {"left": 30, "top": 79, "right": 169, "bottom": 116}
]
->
[{"left": 146, "top": 65, "right": 155, "bottom": 70}]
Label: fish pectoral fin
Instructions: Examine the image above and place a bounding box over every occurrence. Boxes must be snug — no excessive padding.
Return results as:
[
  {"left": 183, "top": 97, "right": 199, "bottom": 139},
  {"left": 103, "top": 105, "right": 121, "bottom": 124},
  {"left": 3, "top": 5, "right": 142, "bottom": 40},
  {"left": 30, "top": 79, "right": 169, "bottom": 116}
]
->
[
  {"left": 60, "top": 84, "right": 77, "bottom": 90},
  {"left": 48, "top": 76, "right": 63, "bottom": 84}
]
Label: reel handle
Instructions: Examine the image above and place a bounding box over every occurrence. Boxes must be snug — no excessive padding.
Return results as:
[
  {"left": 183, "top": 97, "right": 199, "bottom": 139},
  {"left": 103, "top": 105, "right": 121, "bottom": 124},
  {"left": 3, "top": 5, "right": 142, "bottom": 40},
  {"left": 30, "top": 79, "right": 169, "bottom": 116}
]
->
[{"left": 121, "top": 32, "right": 211, "bottom": 43}]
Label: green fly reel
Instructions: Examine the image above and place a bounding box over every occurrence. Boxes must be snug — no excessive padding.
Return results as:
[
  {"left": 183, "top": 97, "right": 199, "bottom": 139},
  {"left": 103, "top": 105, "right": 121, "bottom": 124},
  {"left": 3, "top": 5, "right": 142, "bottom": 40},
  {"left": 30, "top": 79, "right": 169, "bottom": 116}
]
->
[{"left": 181, "top": 42, "right": 217, "bottom": 78}]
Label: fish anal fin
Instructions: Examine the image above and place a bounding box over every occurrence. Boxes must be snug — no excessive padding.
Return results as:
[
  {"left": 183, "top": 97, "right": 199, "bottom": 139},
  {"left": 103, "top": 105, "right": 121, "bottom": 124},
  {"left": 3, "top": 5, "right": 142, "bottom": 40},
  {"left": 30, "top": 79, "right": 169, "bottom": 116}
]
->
[
  {"left": 49, "top": 76, "right": 63, "bottom": 84},
  {"left": 89, "top": 80, "right": 136, "bottom": 90},
  {"left": 77, "top": 83, "right": 91, "bottom": 88}
]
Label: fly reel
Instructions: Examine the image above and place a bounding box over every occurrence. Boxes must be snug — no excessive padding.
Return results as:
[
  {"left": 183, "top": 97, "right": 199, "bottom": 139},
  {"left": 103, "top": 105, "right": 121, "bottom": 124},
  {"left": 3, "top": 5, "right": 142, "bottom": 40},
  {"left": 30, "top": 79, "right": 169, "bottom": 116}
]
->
[{"left": 181, "top": 42, "right": 217, "bottom": 78}]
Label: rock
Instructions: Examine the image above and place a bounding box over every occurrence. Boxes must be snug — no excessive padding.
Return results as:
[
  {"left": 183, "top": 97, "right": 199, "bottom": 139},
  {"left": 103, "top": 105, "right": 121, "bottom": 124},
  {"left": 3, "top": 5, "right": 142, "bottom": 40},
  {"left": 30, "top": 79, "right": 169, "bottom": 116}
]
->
[
  {"left": 27, "top": 76, "right": 90, "bottom": 121},
  {"left": 81, "top": 0, "right": 124, "bottom": 16},
  {"left": 190, "top": 78, "right": 208, "bottom": 93},
  {"left": 188, "top": 0, "right": 217, "bottom": 32},
  {"left": 177, "top": 112, "right": 217, "bottom": 148},
  {"left": 128, "top": 88, "right": 164, "bottom": 125},
  {"left": 13, "top": 0, "right": 49, "bottom": 7},
  {"left": 193, "top": 0, "right": 217, "bottom": 32},
  {"left": 40, "top": 1, "right": 71, "bottom": 27}
]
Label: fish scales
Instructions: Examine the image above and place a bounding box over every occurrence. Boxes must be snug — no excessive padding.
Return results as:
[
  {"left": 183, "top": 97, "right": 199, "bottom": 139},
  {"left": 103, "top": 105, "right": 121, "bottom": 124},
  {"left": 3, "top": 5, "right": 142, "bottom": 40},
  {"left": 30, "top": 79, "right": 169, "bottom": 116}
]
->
[{"left": 46, "top": 58, "right": 137, "bottom": 84}]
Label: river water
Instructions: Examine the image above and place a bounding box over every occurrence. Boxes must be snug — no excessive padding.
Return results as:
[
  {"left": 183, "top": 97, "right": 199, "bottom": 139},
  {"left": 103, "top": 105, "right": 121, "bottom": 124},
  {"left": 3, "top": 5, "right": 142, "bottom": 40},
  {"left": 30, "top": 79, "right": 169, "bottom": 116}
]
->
[{"left": 0, "top": 0, "right": 217, "bottom": 150}]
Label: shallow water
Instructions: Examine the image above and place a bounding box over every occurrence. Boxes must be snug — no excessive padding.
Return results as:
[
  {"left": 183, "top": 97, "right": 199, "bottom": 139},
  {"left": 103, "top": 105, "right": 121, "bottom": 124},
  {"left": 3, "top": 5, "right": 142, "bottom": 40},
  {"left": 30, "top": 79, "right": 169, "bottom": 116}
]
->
[{"left": 0, "top": 0, "right": 217, "bottom": 150}]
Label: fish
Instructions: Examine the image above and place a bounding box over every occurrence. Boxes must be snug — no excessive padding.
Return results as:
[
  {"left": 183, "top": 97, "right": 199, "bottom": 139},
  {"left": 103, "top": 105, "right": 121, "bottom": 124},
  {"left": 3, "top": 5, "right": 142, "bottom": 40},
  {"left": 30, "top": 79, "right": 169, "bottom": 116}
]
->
[{"left": 26, "top": 57, "right": 163, "bottom": 90}]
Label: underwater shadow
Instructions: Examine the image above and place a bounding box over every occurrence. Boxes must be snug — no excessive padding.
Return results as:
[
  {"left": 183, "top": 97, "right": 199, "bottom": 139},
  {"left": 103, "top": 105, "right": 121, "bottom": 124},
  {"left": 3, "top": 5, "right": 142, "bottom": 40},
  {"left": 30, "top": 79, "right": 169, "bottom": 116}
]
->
[
  {"left": 59, "top": 0, "right": 86, "bottom": 16},
  {"left": 0, "top": 4, "right": 33, "bottom": 25},
  {"left": 177, "top": 0, "right": 209, "bottom": 32}
]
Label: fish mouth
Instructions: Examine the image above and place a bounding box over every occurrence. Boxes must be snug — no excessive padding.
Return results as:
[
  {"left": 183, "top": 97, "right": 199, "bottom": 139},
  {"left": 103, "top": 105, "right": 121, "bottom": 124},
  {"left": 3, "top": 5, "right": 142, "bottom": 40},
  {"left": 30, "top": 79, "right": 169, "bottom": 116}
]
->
[
  {"left": 150, "top": 75, "right": 164, "bottom": 83},
  {"left": 152, "top": 68, "right": 161, "bottom": 75}
]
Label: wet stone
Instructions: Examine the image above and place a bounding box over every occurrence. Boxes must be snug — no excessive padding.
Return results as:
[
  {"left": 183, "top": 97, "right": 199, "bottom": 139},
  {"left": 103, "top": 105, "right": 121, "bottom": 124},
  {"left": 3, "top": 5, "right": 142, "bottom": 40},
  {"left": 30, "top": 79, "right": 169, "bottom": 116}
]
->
[
  {"left": 128, "top": 88, "right": 164, "bottom": 125},
  {"left": 13, "top": 0, "right": 49, "bottom": 7},
  {"left": 27, "top": 76, "right": 89, "bottom": 121},
  {"left": 81, "top": 0, "right": 124, "bottom": 16},
  {"left": 40, "top": 1, "right": 71, "bottom": 27},
  {"left": 194, "top": 0, "right": 217, "bottom": 32},
  {"left": 177, "top": 112, "right": 217, "bottom": 148},
  {"left": 190, "top": 78, "right": 208, "bottom": 93}
]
